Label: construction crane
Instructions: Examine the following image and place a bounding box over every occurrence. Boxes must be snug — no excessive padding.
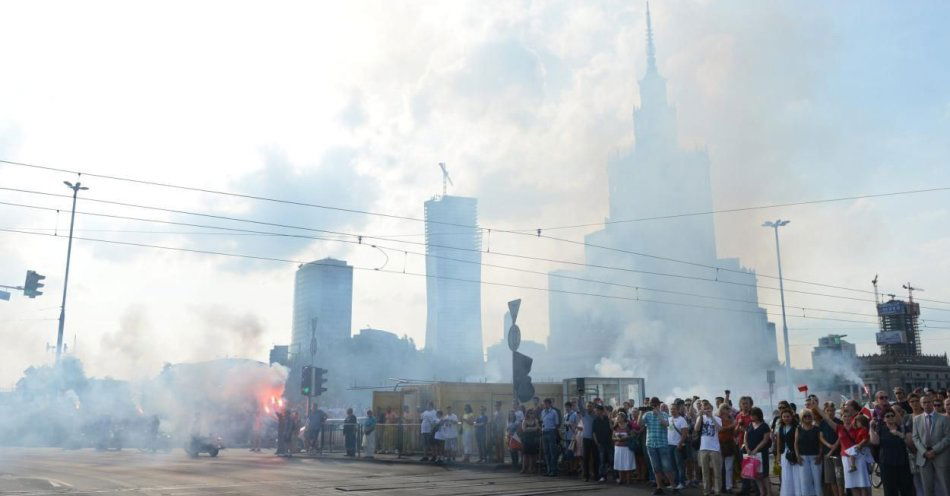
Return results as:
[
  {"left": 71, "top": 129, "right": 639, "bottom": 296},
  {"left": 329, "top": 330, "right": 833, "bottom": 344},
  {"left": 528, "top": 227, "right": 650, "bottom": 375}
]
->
[
  {"left": 902, "top": 283, "right": 923, "bottom": 303},
  {"left": 438, "top": 162, "right": 453, "bottom": 196},
  {"left": 872, "top": 274, "right": 880, "bottom": 304}
]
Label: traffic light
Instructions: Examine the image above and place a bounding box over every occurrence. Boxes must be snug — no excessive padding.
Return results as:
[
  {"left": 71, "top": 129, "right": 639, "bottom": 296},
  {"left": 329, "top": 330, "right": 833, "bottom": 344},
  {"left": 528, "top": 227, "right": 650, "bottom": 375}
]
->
[
  {"left": 513, "top": 351, "right": 535, "bottom": 403},
  {"left": 313, "top": 368, "right": 328, "bottom": 396},
  {"left": 24, "top": 270, "right": 46, "bottom": 298},
  {"left": 301, "top": 366, "right": 314, "bottom": 396}
]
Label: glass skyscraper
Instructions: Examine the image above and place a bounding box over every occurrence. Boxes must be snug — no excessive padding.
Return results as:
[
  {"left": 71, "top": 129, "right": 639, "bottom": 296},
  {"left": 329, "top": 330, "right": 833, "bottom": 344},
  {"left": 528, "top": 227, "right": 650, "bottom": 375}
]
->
[{"left": 424, "top": 195, "right": 484, "bottom": 377}]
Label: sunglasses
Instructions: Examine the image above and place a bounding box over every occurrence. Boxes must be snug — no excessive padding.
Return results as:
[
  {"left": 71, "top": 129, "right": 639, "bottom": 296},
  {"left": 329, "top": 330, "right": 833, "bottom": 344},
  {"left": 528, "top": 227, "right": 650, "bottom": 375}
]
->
[
  {"left": 884, "top": 414, "right": 895, "bottom": 418},
  {"left": 877, "top": 396, "right": 888, "bottom": 400}
]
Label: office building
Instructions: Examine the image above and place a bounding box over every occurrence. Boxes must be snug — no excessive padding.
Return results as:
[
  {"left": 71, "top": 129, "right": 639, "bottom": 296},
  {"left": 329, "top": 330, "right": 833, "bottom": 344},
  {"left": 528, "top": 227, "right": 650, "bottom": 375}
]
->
[
  {"left": 286, "top": 258, "right": 353, "bottom": 403},
  {"left": 812, "top": 334, "right": 857, "bottom": 372},
  {"left": 858, "top": 288, "right": 950, "bottom": 392},
  {"left": 546, "top": 7, "right": 778, "bottom": 391},
  {"left": 268, "top": 345, "right": 289, "bottom": 367},
  {"left": 424, "top": 195, "right": 484, "bottom": 377}
]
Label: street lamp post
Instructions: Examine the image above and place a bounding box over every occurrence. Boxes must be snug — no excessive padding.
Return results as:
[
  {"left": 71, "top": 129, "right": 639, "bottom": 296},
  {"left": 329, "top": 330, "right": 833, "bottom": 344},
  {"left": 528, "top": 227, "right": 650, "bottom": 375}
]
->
[
  {"left": 56, "top": 180, "right": 88, "bottom": 363},
  {"left": 763, "top": 219, "right": 792, "bottom": 401}
]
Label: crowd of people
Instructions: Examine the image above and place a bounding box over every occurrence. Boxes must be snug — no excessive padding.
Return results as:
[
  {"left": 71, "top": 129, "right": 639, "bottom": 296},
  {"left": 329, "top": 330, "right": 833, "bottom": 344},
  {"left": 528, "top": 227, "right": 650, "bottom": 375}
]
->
[
  {"left": 365, "top": 387, "right": 949, "bottom": 496},
  {"left": 267, "top": 386, "right": 949, "bottom": 496}
]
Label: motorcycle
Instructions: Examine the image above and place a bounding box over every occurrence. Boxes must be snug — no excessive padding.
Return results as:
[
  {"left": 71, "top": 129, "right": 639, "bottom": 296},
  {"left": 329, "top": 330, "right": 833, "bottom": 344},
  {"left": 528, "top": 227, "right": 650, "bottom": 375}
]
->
[{"left": 185, "top": 435, "right": 224, "bottom": 457}]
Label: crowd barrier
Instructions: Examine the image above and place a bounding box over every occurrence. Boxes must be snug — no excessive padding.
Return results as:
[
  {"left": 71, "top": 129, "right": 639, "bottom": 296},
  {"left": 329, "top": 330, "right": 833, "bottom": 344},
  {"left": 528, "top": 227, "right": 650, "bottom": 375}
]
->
[{"left": 295, "top": 421, "right": 512, "bottom": 458}]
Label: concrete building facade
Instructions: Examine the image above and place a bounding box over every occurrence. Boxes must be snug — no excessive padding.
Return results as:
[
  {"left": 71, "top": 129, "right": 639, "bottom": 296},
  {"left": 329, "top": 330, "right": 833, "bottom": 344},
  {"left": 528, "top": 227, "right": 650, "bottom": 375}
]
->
[
  {"left": 812, "top": 334, "right": 857, "bottom": 372},
  {"left": 545, "top": 8, "right": 778, "bottom": 392}
]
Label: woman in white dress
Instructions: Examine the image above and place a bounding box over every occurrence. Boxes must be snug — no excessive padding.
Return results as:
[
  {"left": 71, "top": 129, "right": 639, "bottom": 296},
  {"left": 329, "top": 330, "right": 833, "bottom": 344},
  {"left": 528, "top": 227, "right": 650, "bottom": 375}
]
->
[
  {"left": 461, "top": 404, "right": 476, "bottom": 463},
  {"left": 613, "top": 411, "right": 636, "bottom": 485},
  {"left": 442, "top": 406, "right": 459, "bottom": 461},
  {"left": 362, "top": 409, "right": 376, "bottom": 458},
  {"left": 776, "top": 409, "right": 800, "bottom": 496}
]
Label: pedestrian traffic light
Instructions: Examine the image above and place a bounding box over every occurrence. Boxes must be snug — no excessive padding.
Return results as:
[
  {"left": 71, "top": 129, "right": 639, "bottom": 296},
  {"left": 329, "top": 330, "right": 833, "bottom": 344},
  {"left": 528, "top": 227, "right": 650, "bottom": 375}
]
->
[
  {"left": 313, "top": 367, "right": 328, "bottom": 396},
  {"left": 513, "top": 351, "right": 535, "bottom": 403},
  {"left": 23, "top": 270, "right": 45, "bottom": 298},
  {"left": 301, "top": 366, "right": 313, "bottom": 396}
]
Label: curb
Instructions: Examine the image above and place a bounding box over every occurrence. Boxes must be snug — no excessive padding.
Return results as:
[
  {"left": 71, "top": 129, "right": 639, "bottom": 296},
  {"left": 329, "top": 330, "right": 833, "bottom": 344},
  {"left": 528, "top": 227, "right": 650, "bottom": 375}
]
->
[{"left": 289, "top": 453, "right": 515, "bottom": 472}]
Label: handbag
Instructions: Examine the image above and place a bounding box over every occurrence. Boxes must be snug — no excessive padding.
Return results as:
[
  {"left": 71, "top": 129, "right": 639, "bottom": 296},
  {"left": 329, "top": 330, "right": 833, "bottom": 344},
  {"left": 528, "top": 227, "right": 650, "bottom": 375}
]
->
[
  {"left": 626, "top": 432, "right": 640, "bottom": 453},
  {"left": 785, "top": 450, "right": 798, "bottom": 464},
  {"left": 741, "top": 455, "right": 762, "bottom": 479},
  {"left": 690, "top": 421, "right": 702, "bottom": 450},
  {"left": 508, "top": 433, "right": 522, "bottom": 451}
]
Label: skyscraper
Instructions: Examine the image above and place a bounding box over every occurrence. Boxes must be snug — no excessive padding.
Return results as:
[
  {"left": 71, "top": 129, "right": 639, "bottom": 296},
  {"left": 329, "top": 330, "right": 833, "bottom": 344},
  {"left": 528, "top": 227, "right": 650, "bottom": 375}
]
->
[
  {"left": 424, "top": 195, "right": 484, "bottom": 377},
  {"left": 875, "top": 297, "right": 921, "bottom": 356},
  {"left": 547, "top": 6, "right": 777, "bottom": 391},
  {"left": 289, "top": 258, "right": 353, "bottom": 366}
]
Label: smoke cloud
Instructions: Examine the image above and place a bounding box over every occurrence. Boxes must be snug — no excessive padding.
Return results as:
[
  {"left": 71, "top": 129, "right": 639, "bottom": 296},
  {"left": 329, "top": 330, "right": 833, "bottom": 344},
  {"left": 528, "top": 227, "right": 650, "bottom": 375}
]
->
[{"left": 0, "top": 357, "right": 287, "bottom": 448}]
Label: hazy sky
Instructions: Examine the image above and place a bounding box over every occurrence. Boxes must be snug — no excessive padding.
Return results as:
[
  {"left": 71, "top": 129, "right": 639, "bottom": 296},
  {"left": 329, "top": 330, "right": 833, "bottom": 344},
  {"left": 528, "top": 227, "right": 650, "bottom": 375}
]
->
[{"left": 2, "top": 0, "right": 949, "bottom": 387}]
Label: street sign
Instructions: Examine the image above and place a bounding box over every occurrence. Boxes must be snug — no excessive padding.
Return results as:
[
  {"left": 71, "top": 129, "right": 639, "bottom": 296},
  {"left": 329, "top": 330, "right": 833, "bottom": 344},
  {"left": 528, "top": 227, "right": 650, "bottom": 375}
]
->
[
  {"left": 508, "top": 299, "right": 521, "bottom": 324},
  {"left": 0, "top": 290, "right": 9, "bottom": 301},
  {"left": 507, "top": 324, "right": 521, "bottom": 351},
  {"left": 766, "top": 370, "right": 775, "bottom": 384}
]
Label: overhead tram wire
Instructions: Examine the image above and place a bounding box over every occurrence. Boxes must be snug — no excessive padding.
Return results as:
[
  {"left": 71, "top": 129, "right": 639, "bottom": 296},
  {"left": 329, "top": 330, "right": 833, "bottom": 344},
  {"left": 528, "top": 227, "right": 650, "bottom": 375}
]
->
[
  {"left": 533, "top": 186, "right": 950, "bottom": 231},
  {"left": 6, "top": 160, "right": 950, "bottom": 304},
  {"left": 6, "top": 196, "right": 950, "bottom": 316},
  {"left": 535, "top": 232, "right": 915, "bottom": 297},
  {"left": 0, "top": 227, "right": 884, "bottom": 327},
  {"left": 4, "top": 159, "right": 950, "bottom": 303},
  {"left": 11, "top": 216, "right": 945, "bottom": 323},
  {"left": 0, "top": 159, "right": 451, "bottom": 229}
]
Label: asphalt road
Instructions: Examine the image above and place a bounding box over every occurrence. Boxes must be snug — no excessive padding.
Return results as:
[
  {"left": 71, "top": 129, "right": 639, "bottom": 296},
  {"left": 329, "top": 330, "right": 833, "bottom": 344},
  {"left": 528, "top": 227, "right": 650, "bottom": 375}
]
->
[{"left": 0, "top": 448, "right": 633, "bottom": 496}]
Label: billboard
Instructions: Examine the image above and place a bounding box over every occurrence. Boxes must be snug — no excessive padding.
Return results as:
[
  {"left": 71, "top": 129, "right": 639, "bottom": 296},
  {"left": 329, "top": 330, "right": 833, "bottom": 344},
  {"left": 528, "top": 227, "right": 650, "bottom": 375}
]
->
[
  {"left": 878, "top": 301, "right": 906, "bottom": 316},
  {"left": 876, "top": 331, "right": 906, "bottom": 345}
]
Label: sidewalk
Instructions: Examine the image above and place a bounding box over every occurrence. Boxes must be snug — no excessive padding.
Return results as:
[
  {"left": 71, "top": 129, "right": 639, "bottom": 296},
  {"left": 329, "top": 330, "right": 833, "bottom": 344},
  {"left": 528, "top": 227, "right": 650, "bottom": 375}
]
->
[{"left": 288, "top": 450, "right": 513, "bottom": 472}]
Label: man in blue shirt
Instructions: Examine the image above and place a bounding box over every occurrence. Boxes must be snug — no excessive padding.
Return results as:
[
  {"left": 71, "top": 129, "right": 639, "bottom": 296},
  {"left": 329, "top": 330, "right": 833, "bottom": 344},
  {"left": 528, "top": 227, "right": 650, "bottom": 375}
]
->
[
  {"left": 540, "top": 398, "right": 561, "bottom": 476},
  {"left": 579, "top": 400, "right": 598, "bottom": 481},
  {"left": 474, "top": 406, "right": 489, "bottom": 463},
  {"left": 643, "top": 397, "right": 673, "bottom": 495}
]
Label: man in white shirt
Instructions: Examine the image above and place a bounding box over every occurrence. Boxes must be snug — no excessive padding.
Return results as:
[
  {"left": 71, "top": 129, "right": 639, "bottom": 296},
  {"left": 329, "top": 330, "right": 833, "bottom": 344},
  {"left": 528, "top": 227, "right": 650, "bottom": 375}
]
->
[
  {"left": 694, "top": 400, "right": 723, "bottom": 496},
  {"left": 420, "top": 402, "right": 437, "bottom": 461}
]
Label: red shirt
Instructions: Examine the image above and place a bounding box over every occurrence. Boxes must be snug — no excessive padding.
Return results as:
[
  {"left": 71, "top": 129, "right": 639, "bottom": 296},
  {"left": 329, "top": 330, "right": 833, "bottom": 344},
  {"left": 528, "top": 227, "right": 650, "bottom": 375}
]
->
[
  {"left": 851, "top": 427, "right": 868, "bottom": 446},
  {"left": 837, "top": 424, "right": 868, "bottom": 456},
  {"left": 735, "top": 412, "right": 752, "bottom": 446},
  {"left": 836, "top": 424, "right": 853, "bottom": 453}
]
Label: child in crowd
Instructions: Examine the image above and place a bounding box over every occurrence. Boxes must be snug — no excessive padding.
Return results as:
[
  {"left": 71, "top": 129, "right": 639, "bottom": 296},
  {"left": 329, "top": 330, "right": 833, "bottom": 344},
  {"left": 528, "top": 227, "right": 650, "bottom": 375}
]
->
[{"left": 844, "top": 415, "right": 870, "bottom": 472}]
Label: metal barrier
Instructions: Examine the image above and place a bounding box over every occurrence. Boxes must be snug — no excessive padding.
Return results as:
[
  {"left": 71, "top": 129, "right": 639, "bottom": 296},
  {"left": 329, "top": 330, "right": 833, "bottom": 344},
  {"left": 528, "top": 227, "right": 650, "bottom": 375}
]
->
[
  {"left": 372, "top": 423, "right": 422, "bottom": 455},
  {"left": 289, "top": 420, "right": 513, "bottom": 461},
  {"left": 294, "top": 420, "right": 362, "bottom": 455},
  {"left": 356, "top": 421, "right": 510, "bottom": 460}
]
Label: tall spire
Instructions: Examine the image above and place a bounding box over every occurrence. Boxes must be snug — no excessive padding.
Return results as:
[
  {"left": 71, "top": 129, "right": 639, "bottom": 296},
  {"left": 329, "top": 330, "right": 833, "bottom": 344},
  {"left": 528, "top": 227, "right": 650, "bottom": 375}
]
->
[{"left": 645, "top": 2, "right": 657, "bottom": 74}]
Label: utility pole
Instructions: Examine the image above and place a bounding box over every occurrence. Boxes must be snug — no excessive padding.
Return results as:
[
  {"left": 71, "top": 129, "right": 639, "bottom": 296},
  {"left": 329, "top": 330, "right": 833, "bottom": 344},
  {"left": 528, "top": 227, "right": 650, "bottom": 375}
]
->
[
  {"left": 763, "top": 219, "right": 792, "bottom": 401},
  {"left": 56, "top": 181, "right": 88, "bottom": 363}
]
